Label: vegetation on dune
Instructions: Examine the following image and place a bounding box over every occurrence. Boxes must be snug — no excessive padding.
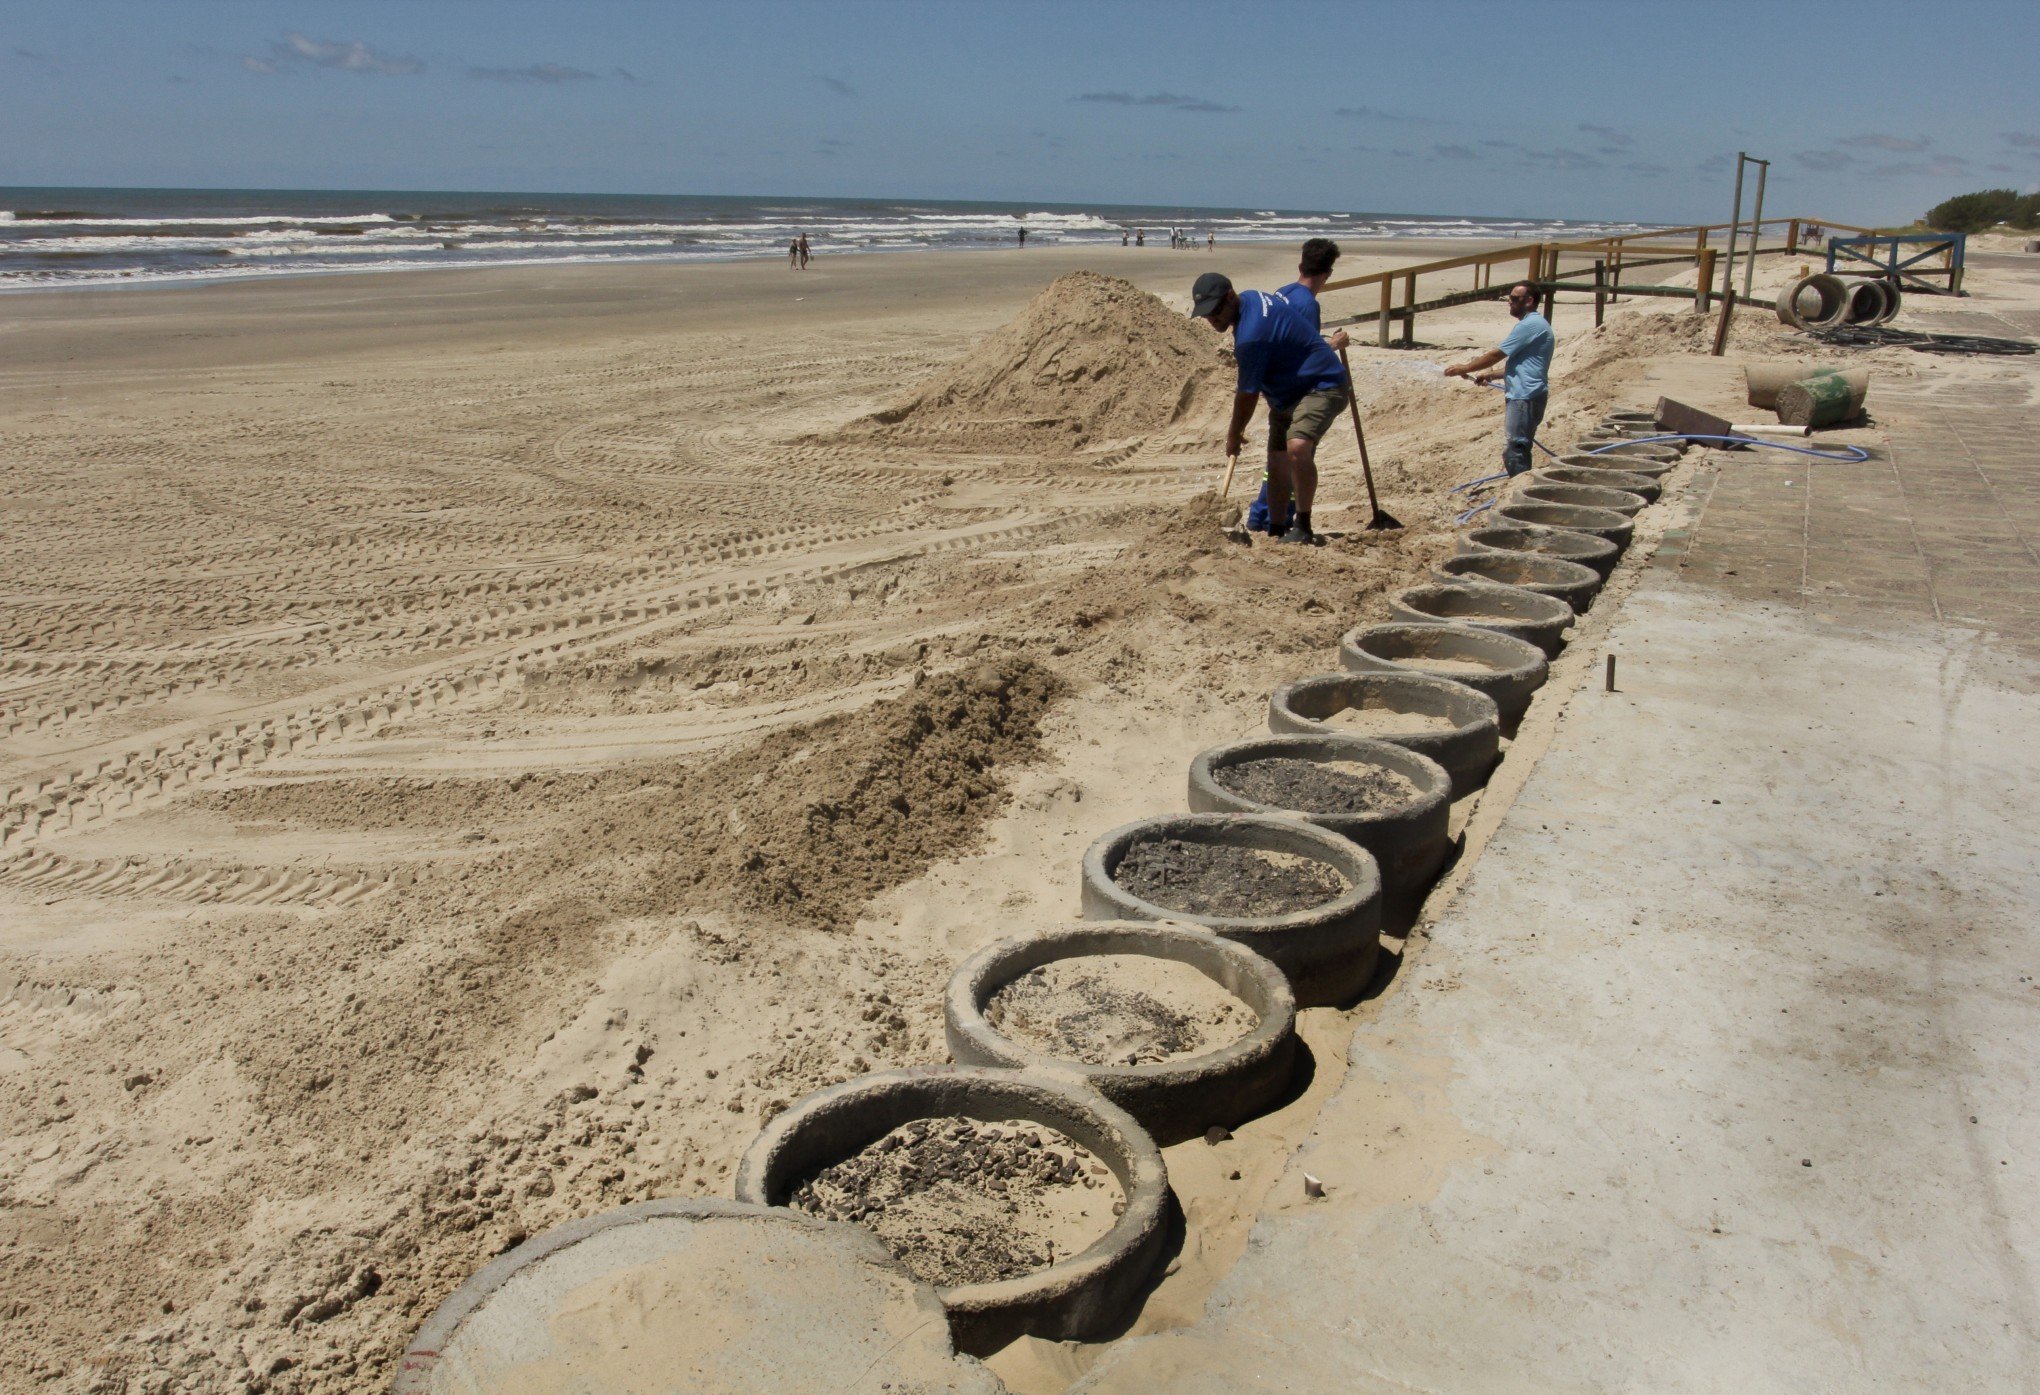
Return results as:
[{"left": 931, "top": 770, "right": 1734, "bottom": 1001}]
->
[{"left": 1922, "top": 188, "right": 2040, "bottom": 234}]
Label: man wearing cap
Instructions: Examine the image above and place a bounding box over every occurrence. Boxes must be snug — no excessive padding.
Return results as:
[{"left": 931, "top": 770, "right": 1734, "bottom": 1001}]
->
[
  {"left": 1191, "top": 271, "right": 1349, "bottom": 545},
  {"left": 1249, "top": 239, "right": 1351, "bottom": 535},
  {"left": 1444, "top": 280, "right": 1554, "bottom": 478}
]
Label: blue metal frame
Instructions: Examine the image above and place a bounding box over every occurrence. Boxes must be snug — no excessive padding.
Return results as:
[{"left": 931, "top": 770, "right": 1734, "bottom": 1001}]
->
[{"left": 1825, "top": 233, "right": 1967, "bottom": 295}]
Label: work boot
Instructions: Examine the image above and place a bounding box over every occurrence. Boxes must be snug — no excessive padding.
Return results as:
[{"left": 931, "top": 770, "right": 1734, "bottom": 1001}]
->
[{"left": 1279, "top": 518, "right": 1315, "bottom": 545}]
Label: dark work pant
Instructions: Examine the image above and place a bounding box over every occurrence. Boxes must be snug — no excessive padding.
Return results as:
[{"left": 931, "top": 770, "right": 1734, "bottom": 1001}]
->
[{"left": 1504, "top": 392, "right": 1548, "bottom": 477}]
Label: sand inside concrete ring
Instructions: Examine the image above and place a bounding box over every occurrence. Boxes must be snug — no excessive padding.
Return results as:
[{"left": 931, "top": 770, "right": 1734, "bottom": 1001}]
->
[
  {"left": 1322, "top": 705, "right": 1462, "bottom": 735},
  {"left": 1213, "top": 757, "right": 1420, "bottom": 816},
  {"left": 790, "top": 1116, "right": 1122, "bottom": 1287},
  {"left": 986, "top": 953, "right": 1255, "bottom": 1066}
]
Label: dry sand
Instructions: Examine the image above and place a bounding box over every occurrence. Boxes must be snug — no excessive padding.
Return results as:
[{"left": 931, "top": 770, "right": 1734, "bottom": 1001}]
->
[
  {"left": 0, "top": 236, "right": 1976, "bottom": 1392},
  {"left": 986, "top": 954, "right": 1254, "bottom": 1067}
]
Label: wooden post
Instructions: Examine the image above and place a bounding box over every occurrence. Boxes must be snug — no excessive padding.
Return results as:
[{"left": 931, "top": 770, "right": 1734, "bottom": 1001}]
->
[
  {"left": 1609, "top": 248, "right": 1622, "bottom": 304},
  {"left": 1400, "top": 272, "right": 1416, "bottom": 347},
  {"left": 1786, "top": 218, "right": 1801, "bottom": 253},
  {"left": 1697, "top": 248, "right": 1715, "bottom": 313},
  {"left": 1377, "top": 277, "right": 1392, "bottom": 348},
  {"left": 1593, "top": 258, "right": 1606, "bottom": 328}
]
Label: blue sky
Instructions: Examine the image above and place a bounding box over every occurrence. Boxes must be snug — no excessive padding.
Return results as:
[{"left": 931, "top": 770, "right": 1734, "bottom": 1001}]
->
[{"left": 6, "top": 0, "right": 2034, "bottom": 223}]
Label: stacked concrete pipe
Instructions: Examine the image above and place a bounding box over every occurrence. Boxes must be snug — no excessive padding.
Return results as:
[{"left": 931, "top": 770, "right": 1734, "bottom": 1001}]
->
[
  {"left": 945, "top": 922, "right": 1298, "bottom": 1144},
  {"left": 1185, "top": 732, "right": 1453, "bottom": 907},
  {"left": 1387, "top": 580, "right": 1575, "bottom": 657},
  {"left": 1337, "top": 622, "right": 1550, "bottom": 722},
  {"left": 1528, "top": 464, "right": 1660, "bottom": 505},
  {"left": 1512, "top": 480, "right": 1649, "bottom": 518},
  {"left": 1080, "top": 812, "right": 1384, "bottom": 1008},
  {"left": 1493, "top": 500, "right": 1635, "bottom": 550},
  {"left": 1268, "top": 671, "right": 1501, "bottom": 798},
  {"left": 736, "top": 1066, "right": 1172, "bottom": 1352},
  {"left": 1460, "top": 523, "right": 1621, "bottom": 578},
  {"left": 1559, "top": 444, "right": 1678, "bottom": 472},
  {"left": 1432, "top": 549, "right": 1604, "bottom": 613},
  {"left": 1776, "top": 272, "right": 1849, "bottom": 331}
]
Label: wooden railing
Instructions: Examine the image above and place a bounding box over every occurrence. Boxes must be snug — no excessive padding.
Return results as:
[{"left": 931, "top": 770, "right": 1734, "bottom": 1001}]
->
[{"left": 1317, "top": 215, "right": 1947, "bottom": 346}]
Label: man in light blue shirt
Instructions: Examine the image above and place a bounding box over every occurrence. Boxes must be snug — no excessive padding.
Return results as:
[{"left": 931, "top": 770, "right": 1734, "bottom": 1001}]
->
[{"left": 1445, "top": 280, "right": 1554, "bottom": 477}]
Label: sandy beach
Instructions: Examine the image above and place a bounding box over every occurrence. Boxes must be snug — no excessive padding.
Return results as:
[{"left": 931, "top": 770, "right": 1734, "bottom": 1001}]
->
[{"left": 1, "top": 236, "right": 1983, "bottom": 1391}]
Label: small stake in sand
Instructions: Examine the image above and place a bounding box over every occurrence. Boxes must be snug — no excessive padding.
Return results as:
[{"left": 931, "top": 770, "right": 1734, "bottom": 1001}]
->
[
  {"left": 1606, "top": 655, "right": 1617, "bottom": 692},
  {"left": 1337, "top": 347, "right": 1403, "bottom": 530}
]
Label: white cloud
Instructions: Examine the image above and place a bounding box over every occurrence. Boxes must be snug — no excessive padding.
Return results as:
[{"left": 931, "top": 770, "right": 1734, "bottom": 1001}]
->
[{"left": 247, "top": 32, "right": 424, "bottom": 77}]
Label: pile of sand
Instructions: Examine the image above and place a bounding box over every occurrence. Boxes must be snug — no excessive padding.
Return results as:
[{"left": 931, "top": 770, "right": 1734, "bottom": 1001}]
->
[{"left": 856, "top": 271, "right": 1230, "bottom": 452}]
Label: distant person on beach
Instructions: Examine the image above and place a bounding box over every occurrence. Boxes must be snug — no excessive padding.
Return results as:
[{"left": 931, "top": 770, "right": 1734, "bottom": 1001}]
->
[
  {"left": 1018, "top": 226, "right": 1027, "bottom": 247},
  {"left": 1192, "top": 271, "right": 1350, "bottom": 545},
  {"left": 1123, "top": 228, "right": 1130, "bottom": 246},
  {"left": 1136, "top": 228, "right": 1145, "bottom": 247},
  {"left": 1250, "top": 239, "right": 1353, "bottom": 534},
  {"left": 1207, "top": 231, "right": 1215, "bottom": 251},
  {"left": 789, "top": 238, "right": 800, "bottom": 269},
  {"left": 798, "top": 234, "right": 811, "bottom": 268},
  {"left": 1444, "top": 279, "right": 1553, "bottom": 478}
]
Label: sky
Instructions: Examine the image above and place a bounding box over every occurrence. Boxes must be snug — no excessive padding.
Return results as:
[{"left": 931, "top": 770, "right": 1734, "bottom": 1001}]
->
[{"left": 5, "top": 0, "right": 2036, "bottom": 224}]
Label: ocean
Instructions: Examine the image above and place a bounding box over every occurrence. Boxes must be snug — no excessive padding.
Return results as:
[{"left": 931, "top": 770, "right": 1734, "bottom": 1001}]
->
[{"left": 0, "top": 187, "right": 1654, "bottom": 291}]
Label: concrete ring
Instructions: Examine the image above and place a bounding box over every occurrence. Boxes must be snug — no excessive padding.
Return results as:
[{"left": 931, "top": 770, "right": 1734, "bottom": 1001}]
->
[
  {"left": 1268, "top": 671, "right": 1500, "bottom": 798},
  {"left": 735, "top": 1065, "right": 1170, "bottom": 1353},
  {"left": 393, "top": 1198, "right": 1002, "bottom": 1395},
  {"left": 1559, "top": 446, "right": 1678, "bottom": 473},
  {"left": 1080, "top": 812, "right": 1384, "bottom": 1007},
  {"left": 944, "top": 922, "right": 1297, "bottom": 1144},
  {"left": 1186, "top": 731, "right": 1452, "bottom": 903},
  {"left": 1602, "top": 409, "right": 1656, "bottom": 426},
  {"left": 1493, "top": 500, "right": 1635, "bottom": 550},
  {"left": 1777, "top": 272, "right": 1848, "bottom": 330},
  {"left": 1580, "top": 430, "right": 1685, "bottom": 454},
  {"left": 1513, "top": 480, "right": 1649, "bottom": 517},
  {"left": 1386, "top": 581, "right": 1575, "bottom": 657},
  {"left": 1460, "top": 524, "right": 1621, "bottom": 578},
  {"left": 1430, "top": 550, "right": 1603, "bottom": 615},
  {"left": 1530, "top": 465, "right": 1661, "bottom": 504}
]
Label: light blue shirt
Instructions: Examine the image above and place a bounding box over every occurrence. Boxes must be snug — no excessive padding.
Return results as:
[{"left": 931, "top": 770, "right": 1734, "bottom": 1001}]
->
[{"left": 1498, "top": 311, "right": 1554, "bottom": 401}]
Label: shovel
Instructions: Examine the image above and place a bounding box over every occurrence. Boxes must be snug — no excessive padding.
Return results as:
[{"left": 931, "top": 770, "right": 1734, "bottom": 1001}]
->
[
  {"left": 1219, "top": 451, "right": 1240, "bottom": 498},
  {"left": 1338, "top": 346, "right": 1403, "bottom": 530}
]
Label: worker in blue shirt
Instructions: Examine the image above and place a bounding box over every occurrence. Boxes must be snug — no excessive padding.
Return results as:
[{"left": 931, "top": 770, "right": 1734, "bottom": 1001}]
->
[
  {"left": 1248, "top": 238, "right": 1349, "bottom": 534},
  {"left": 1192, "top": 270, "right": 1349, "bottom": 545},
  {"left": 1445, "top": 280, "right": 1554, "bottom": 477}
]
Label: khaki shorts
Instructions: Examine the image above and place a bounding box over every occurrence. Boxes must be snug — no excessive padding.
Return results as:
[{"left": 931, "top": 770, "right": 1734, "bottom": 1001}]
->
[{"left": 1267, "top": 386, "right": 1350, "bottom": 452}]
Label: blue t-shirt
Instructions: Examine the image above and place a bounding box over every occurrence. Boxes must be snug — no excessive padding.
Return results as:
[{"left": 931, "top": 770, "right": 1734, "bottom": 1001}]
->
[
  {"left": 1234, "top": 289, "right": 1344, "bottom": 409},
  {"left": 1275, "top": 281, "right": 1322, "bottom": 331},
  {"left": 1498, "top": 311, "right": 1554, "bottom": 401}
]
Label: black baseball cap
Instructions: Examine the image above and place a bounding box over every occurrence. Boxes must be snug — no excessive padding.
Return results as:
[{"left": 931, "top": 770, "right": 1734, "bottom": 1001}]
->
[{"left": 1190, "top": 271, "right": 1233, "bottom": 317}]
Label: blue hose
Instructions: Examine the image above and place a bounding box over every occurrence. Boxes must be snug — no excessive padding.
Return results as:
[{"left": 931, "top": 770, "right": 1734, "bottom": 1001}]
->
[{"left": 1581, "top": 433, "right": 1871, "bottom": 463}]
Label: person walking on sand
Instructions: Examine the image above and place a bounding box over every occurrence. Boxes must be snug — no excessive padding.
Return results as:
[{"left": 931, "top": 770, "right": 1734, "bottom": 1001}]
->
[
  {"left": 1207, "top": 230, "right": 1215, "bottom": 251},
  {"left": 1192, "top": 271, "right": 1349, "bottom": 545},
  {"left": 789, "top": 237, "right": 800, "bottom": 269},
  {"left": 1248, "top": 239, "right": 1351, "bottom": 535},
  {"left": 1136, "top": 228, "right": 1145, "bottom": 247},
  {"left": 1018, "top": 226, "right": 1027, "bottom": 248},
  {"left": 798, "top": 233, "right": 811, "bottom": 269},
  {"left": 1444, "top": 280, "right": 1553, "bottom": 478}
]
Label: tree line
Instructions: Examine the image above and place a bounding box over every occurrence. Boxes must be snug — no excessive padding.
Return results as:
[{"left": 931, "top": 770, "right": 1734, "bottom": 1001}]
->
[{"left": 1924, "top": 188, "right": 2040, "bottom": 234}]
